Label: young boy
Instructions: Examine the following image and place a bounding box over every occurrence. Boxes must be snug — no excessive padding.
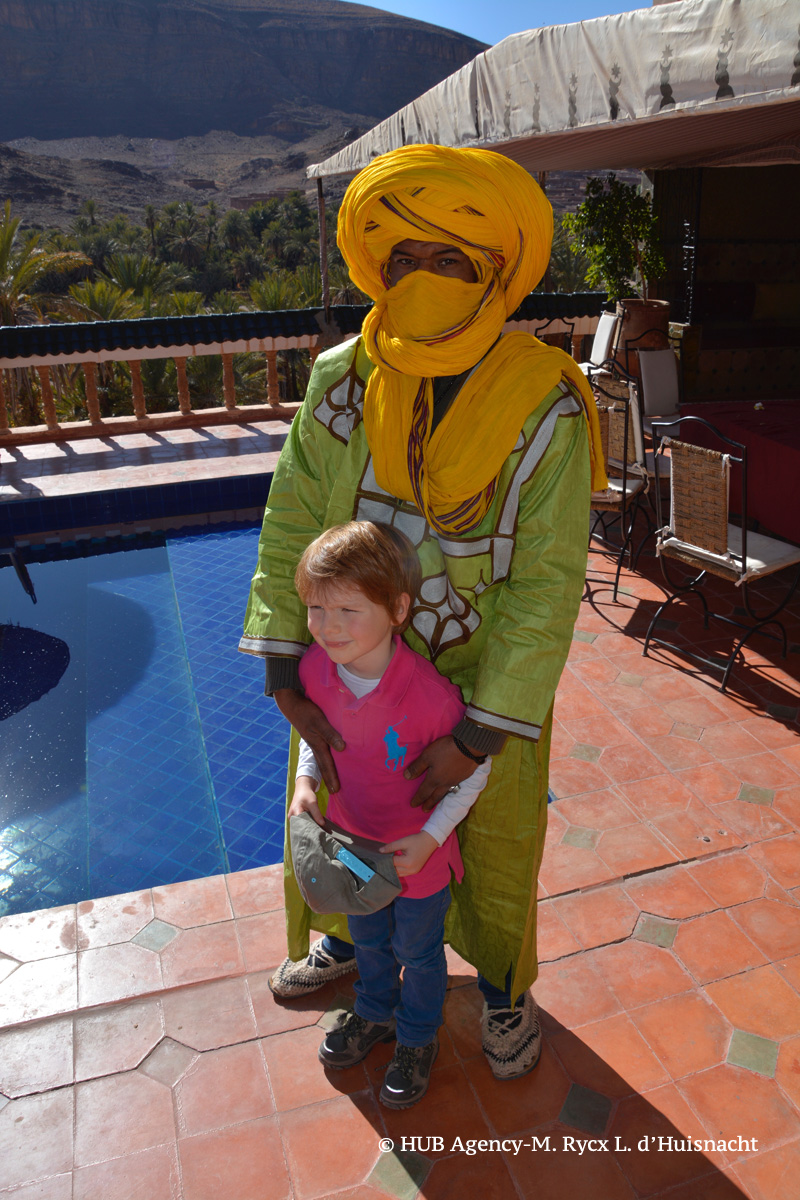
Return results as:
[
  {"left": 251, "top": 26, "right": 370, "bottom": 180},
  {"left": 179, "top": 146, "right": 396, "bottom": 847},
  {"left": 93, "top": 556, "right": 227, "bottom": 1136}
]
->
[{"left": 289, "top": 521, "right": 490, "bottom": 1109}]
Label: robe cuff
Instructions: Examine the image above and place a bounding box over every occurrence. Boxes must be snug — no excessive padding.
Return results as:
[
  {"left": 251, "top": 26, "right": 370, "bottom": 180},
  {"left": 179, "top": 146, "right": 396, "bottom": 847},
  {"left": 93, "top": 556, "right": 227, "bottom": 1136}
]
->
[
  {"left": 264, "top": 656, "right": 302, "bottom": 697},
  {"left": 453, "top": 717, "right": 507, "bottom": 756}
]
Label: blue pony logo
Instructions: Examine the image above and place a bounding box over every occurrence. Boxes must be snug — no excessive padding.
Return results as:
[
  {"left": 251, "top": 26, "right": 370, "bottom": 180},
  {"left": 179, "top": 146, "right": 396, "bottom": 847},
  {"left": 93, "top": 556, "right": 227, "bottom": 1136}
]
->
[{"left": 383, "top": 716, "right": 408, "bottom": 772}]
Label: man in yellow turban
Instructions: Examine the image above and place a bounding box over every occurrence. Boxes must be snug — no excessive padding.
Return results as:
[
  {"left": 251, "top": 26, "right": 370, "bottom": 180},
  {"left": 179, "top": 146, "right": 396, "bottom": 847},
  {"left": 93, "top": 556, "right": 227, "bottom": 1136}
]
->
[{"left": 241, "top": 145, "right": 604, "bottom": 1081}]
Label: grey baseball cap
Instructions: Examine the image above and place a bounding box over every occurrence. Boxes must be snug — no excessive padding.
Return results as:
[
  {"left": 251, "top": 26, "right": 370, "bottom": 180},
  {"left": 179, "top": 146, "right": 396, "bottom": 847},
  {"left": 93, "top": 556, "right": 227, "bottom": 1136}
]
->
[{"left": 290, "top": 813, "right": 401, "bottom": 915}]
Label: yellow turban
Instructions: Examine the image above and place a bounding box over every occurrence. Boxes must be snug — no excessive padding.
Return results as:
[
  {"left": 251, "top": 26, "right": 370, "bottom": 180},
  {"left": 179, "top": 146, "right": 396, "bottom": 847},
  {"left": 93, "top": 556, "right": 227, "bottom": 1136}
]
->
[{"left": 337, "top": 145, "right": 606, "bottom": 533}]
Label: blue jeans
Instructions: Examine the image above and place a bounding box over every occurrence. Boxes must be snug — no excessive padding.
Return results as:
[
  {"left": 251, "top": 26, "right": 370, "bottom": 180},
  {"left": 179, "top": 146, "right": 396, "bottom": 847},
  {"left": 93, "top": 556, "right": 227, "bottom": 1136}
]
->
[
  {"left": 323, "top": 923, "right": 516, "bottom": 1016},
  {"left": 344, "top": 885, "right": 451, "bottom": 1047}
]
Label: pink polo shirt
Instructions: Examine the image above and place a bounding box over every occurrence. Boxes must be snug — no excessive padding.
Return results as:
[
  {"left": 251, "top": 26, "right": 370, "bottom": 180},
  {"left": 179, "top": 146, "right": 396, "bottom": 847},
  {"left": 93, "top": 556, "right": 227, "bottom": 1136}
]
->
[{"left": 299, "top": 636, "right": 467, "bottom": 899}]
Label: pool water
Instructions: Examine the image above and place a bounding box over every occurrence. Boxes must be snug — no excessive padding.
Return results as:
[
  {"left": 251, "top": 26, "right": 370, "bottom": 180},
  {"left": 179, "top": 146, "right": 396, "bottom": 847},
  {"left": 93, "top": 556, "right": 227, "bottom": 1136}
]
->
[{"left": 0, "top": 526, "right": 289, "bottom": 917}]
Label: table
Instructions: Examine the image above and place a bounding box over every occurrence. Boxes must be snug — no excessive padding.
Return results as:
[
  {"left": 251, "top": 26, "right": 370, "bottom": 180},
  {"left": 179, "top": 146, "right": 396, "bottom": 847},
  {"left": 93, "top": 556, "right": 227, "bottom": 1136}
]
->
[{"left": 679, "top": 399, "right": 800, "bottom": 544}]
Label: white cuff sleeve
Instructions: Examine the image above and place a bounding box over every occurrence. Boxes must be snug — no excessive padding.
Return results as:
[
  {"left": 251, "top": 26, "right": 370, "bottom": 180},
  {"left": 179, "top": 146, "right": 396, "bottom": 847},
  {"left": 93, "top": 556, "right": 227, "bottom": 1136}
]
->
[{"left": 421, "top": 758, "right": 492, "bottom": 845}]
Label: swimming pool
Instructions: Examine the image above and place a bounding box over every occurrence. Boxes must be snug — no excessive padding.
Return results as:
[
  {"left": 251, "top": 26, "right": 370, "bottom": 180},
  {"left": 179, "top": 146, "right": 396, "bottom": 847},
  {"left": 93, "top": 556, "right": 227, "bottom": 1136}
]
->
[{"left": 0, "top": 525, "right": 289, "bottom": 917}]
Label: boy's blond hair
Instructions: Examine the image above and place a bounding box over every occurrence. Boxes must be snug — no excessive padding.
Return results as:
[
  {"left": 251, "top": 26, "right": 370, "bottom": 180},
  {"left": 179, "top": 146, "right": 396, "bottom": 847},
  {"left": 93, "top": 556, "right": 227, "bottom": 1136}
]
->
[{"left": 295, "top": 521, "right": 421, "bottom": 633}]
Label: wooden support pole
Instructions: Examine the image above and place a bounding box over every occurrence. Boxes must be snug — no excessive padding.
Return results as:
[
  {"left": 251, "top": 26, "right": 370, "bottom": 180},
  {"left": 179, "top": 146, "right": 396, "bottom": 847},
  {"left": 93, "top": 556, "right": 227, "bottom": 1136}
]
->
[
  {"left": 0, "top": 370, "right": 9, "bottom": 432},
  {"left": 265, "top": 350, "right": 280, "bottom": 406},
  {"left": 83, "top": 361, "right": 102, "bottom": 424},
  {"left": 35, "top": 366, "right": 59, "bottom": 430},
  {"left": 129, "top": 359, "right": 147, "bottom": 420},
  {"left": 221, "top": 352, "right": 237, "bottom": 410},
  {"left": 309, "top": 346, "right": 321, "bottom": 368},
  {"left": 174, "top": 356, "right": 192, "bottom": 415},
  {"left": 316, "top": 178, "right": 331, "bottom": 321}
]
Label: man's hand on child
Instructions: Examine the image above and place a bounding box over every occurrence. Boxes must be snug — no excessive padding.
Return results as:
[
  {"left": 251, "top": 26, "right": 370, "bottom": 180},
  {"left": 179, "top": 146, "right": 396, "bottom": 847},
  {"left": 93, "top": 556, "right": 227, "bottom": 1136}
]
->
[
  {"left": 289, "top": 779, "right": 325, "bottom": 828},
  {"left": 274, "top": 689, "right": 345, "bottom": 793},
  {"left": 381, "top": 831, "right": 438, "bottom": 876},
  {"left": 405, "top": 735, "right": 478, "bottom": 811}
]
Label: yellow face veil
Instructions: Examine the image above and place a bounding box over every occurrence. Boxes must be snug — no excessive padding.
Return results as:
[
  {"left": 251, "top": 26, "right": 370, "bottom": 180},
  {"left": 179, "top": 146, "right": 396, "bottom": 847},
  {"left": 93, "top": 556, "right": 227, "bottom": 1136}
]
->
[{"left": 337, "top": 145, "right": 606, "bottom": 532}]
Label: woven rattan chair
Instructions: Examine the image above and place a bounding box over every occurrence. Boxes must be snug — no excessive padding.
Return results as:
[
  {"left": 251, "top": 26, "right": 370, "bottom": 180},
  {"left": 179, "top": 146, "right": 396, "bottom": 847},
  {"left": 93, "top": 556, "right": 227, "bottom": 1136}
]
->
[
  {"left": 644, "top": 416, "right": 800, "bottom": 691},
  {"left": 588, "top": 375, "right": 650, "bottom": 601}
]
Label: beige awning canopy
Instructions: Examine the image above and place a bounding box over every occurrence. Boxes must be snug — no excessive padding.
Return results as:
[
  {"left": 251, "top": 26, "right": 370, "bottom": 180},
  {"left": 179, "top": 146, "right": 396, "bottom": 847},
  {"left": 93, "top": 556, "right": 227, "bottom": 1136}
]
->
[{"left": 307, "top": 0, "right": 800, "bottom": 178}]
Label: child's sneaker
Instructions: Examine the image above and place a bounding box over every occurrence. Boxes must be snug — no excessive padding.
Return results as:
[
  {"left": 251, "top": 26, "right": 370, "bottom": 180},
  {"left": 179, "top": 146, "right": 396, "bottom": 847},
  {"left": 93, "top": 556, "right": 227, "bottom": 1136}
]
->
[
  {"left": 379, "top": 1038, "right": 439, "bottom": 1108},
  {"left": 318, "top": 1011, "right": 396, "bottom": 1069},
  {"left": 481, "top": 990, "right": 541, "bottom": 1079},
  {"left": 269, "top": 938, "right": 356, "bottom": 998}
]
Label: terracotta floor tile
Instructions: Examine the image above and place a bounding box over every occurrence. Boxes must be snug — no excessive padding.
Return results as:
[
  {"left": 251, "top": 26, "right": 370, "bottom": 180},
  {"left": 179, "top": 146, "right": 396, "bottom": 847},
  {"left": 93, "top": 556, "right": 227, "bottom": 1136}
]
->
[
  {"left": 76, "top": 889, "right": 154, "bottom": 950},
  {"left": 664, "top": 695, "right": 732, "bottom": 728},
  {"left": 619, "top": 704, "right": 677, "bottom": 740},
  {"left": 624, "top": 865, "right": 715, "bottom": 920},
  {"left": 553, "top": 684, "right": 608, "bottom": 724},
  {"left": 175, "top": 1041, "right": 273, "bottom": 1135},
  {"left": 705, "top": 965, "right": 800, "bottom": 1039},
  {"left": 74, "top": 997, "right": 163, "bottom": 1081},
  {"left": 610, "top": 1084, "right": 725, "bottom": 1194},
  {"left": 741, "top": 714, "right": 800, "bottom": 752},
  {"left": 733, "top": 1140, "right": 800, "bottom": 1200},
  {"left": 316, "top": 1188, "right": 397, "bottom": 1200},
  {"left": 538, "top": 841, "right": 614, "bottom": 895},
  {"left": 549, "top": 756, "right": 609, "bottom": 798},
  {"left": 646, "top": 1168, "right": 754, "bottom": 1200},
  {"left": 728, "top": 751, "right": 800, "bottom": 791},
  {"left": 77, "top": 941, "right": 162, "bottom": 1008},
  {"left": 595, "top": 824, "right": 677, "bottom": 877},
  {"left": 225, "top": 864, "right": 284, "bottom": 918},
  {"left": 549, "top": 720, "right": 576, "bottom": 759},
  {"left": 644, "top": 733, "right": 717, "bottom": 772},
  {"left": 555, "top": 788, "right": 638, "bottom": 831},
  {"left": 159, "top": 922, "right": 244, "bottom": 990},
  {"left": 535, "top": 901, "right": 582, "bottom": 962},
  {"left": 74, "top": 1071, "right": 176, "bottom": 1166},
  {"left": 712, "top": 798, "right": 794, "bottom": 842},
  {"left": 599, "top": 743, "right": 666, "bottom": 785},
  {"left": 443, "top": 983, "right": 484, "bottom": 1061},
  {"left": 777, "top": 742, "right": 800, "bottom": 773},
  {"left": 420, "top": 1154, "right": 520, "bottom": 1200},
  {"left": 0, "top": 1089, "right": 74, "bottom": 1190},
  {"left": 549, "top": 1012, "right": 671, "bottom": 1098},
  {"left": 687, "top": 852, "right": 767, "bottom": 907},
  {"left": 775, "top": 1036, "right": 800, "bottom": 1109},
  {"left": 0, "top": 904, "right": 77, "bottom": 961},
  {"left": 0, "top": 1015, "right": 74, "bottom": 1097},
  {"left": 640, "top": 673, "right": 705, "bottom": 705},
  {"left": 152, "top": 874, "right": 232, "bottom": 929},
  {"left": 651, "top": 806, "right": 742, "bottom": 861},
  {"left": 162, "top": 976, "right": 257, "bottom": 1051},
  {"left": 507, "top": 1122, "right": 637, "bottom": 1199},
  {"left": 544, "top": 806, "right": 568, "bottom": 843},
  {"left": 559, "top": 713, "right": 639, "bottom": 750},
  {"left": 378, "top": 1062, "right": 492, "bottom": 1153},
  {"left": 747, "top": 834, "right": 800, "bottom": 890},
  {"left": 261, "top": 1024, "right": 372, "bottom": 1111},
  {"left": 73, "top": 1144, "right": 180, "bottom": 1200},
  {"left": 618, "top": 773, "right": 697, "bottom": 819},
  {"left": 731, "top": 899, "right": 800, "bottom": 960},
  {"left": 570, "top": 657, "right": 622, "bottom": 686},
  {"left": 678, "top": 1064, "right": 799, "bottom": 1152},
  {"left": 461, "top": 1039, "right": 570, "bottom": 1134},
  {"left": 280, "top": 1091, "right": 382, "bottom": 1198},
  {"left": 589, "top": 941, "right": 693, "bottom": 1010},
  {"left": 699, "top": 723, "right": 766, "bottom": 761},
  {"left": 676, "top": 762, "right": 743, "bottom": 805},
  {"left": 581, "top": 679, "right": 647, "bottom": 715},
  {"left": 0, "top": 956, "right": 78, "bottom": 1027},
  {"left": 1, "top": 1175, "right": 74, "bottom": 1199},
  {"left": 235, "top": 910, "right": 290, "bottom": 973},
  {"left": 773, "top": 784, "right": 800, "bottom": 829},
  {"left": 179, "top": 1115, "right": 290, "bottom": 1200},
  {"left": 630, "top": 991, "right": 731, "bottom": 1079},
  {"left": 777, "top": 954, "right": 800, "bottom": 995},
  {"left": 553, "top": 885, "right": 639, "bottom": 950},
  {"left": 444, "top": 943, "right": 478, "bottom": 984},
  {"left": 673, "top": 911, "right": 767, "bottom": 984},
  {"left": 534, "top": 956, "right": 622, "bottom": 1030}
]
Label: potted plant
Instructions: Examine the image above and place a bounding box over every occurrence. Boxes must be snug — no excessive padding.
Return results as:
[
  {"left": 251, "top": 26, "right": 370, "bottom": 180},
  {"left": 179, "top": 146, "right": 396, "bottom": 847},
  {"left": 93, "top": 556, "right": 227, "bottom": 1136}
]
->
[{"left": 563, "top": 174, "right": 669, "bottom": 371}]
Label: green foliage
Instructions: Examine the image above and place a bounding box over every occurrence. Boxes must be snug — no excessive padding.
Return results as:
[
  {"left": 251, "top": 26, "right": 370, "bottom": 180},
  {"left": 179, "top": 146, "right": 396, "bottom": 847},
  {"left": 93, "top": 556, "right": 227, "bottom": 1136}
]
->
[{"left": 563, "top": 174, "right": 666, "bottom": 302}]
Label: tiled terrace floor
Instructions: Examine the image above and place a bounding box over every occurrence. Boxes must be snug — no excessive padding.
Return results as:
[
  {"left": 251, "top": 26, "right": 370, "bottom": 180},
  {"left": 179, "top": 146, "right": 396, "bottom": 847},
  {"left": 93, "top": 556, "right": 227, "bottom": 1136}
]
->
[{"left": 2, "top": 473, "right": 800, "bottom": 1196}]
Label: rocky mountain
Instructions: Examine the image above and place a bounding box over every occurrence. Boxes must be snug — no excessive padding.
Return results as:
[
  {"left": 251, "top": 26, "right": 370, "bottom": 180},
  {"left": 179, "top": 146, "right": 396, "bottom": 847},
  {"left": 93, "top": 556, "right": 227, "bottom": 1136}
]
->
[{"left": 0, "top": 0, "right": 486, "bottom": 142}]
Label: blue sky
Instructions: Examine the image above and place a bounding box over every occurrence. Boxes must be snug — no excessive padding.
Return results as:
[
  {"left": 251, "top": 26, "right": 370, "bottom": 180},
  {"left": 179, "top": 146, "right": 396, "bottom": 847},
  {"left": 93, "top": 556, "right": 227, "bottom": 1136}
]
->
[{"left": 358, "top": 0, "right": 643, "bottom": 46}]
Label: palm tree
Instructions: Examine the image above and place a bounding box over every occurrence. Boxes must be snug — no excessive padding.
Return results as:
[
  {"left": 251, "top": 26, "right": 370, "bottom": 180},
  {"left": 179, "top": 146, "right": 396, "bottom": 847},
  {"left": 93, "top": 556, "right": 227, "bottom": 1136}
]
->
[
  {"left": 294, "top": 263, "right": 322, "bottom": 307},
  {"left": 102, "top": 253, "right": 185, "bottom": 297},
  {"left": 249, "top": 271, "right": 301, "bottom": 311}
]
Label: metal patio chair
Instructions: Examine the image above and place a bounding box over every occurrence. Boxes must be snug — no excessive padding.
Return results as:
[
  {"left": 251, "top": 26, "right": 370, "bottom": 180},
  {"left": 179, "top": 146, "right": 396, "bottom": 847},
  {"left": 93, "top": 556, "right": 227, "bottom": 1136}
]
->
[
  {"left": 643, "top": 416, "right": 800, "bottom": 691},
  {"left": 587, "top": 375, "right": 650, "bottom": 601},
  {"left": 578, "top": 310, "right": 619, "bottom": 377}
]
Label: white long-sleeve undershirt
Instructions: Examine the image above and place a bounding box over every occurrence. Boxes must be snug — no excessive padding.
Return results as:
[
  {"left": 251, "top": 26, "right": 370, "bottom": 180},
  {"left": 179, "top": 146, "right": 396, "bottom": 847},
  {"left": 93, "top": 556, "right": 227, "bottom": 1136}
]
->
[{"left": 296, "top": 661, "right": 490, "bottom": 846}]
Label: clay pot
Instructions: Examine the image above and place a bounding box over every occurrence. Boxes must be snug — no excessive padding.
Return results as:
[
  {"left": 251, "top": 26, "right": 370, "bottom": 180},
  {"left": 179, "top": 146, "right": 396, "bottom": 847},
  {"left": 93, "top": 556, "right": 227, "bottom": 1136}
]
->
[{"left": 615, "top": 298, "right": 671, "bottom": 376}]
